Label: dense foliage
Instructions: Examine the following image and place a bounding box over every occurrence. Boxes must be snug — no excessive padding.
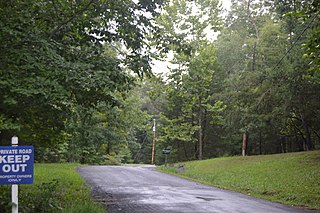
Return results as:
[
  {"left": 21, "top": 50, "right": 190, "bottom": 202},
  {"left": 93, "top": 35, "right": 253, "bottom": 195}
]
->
[
  {"left": 146, "top": 0, "right": 320, "bottom": 163},
  {"left": 0, "top": 0, "right": 319, "bottom": 165},
  {"left": 0, "top": 0, "right": 161, "bottom": 163}
]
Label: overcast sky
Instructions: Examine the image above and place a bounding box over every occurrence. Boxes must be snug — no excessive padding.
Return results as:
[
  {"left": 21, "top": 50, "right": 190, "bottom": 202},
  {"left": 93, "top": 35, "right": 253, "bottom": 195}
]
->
[{"left": 221, "top": 0, "right": 232, "bottom": 10}]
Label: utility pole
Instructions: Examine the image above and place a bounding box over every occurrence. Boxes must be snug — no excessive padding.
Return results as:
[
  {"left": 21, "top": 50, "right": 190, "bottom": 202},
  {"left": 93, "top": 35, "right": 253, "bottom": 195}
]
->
[
  {"left": 151, "top": 119, "right": 156, "bottom": 164},
  {"left": 242, "top": 131, "right": 248, "bottom": 157}
]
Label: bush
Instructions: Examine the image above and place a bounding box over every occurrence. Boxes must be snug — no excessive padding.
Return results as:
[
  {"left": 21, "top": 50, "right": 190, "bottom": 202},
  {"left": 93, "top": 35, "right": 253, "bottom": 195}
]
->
[
  {"left": 0, "top": 185, "right": 10, "bottom": 213},
  {"left": 0, "top": 164, "right": 104, "bottom": 213},
  {"left": 0, "top": 179, "right": 62, "bottom": 213}
]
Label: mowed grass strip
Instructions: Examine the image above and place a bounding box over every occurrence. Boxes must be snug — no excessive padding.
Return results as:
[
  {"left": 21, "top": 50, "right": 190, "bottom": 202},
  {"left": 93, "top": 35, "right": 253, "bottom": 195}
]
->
[
  {"left": 158, "top": 150, "right": 320, "bottom": 209},
  {"left": 13, "top": 163, "right": 105, "bottom": 212}
]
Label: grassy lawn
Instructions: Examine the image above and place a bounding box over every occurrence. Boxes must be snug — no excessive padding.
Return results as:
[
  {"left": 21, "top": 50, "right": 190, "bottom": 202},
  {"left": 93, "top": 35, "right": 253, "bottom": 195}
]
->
[
  {"left": 158, "top": 150, "right": 320, "bottom": 210},
  {"left": 0, "top": 163, "right": 105, "bottom": 213}
]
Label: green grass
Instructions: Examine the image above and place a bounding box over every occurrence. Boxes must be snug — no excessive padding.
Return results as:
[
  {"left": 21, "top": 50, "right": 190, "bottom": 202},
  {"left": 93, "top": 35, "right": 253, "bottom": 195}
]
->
[
  {"left": 0, "top": 163, "right": 105, "bottom": 213},
  {"left": 157, "top": 150, "right": 320, "bottom": 210}
]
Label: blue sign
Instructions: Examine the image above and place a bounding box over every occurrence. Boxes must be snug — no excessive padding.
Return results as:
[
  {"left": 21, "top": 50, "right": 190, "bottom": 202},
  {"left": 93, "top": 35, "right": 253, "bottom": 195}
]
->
[{"left": 0, "top": 146, "right": 34, "bottom": 185}]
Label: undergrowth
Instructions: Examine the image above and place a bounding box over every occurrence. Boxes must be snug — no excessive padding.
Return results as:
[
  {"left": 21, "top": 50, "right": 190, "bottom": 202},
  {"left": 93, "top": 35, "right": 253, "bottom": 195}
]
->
[{"left": 0, "top": 163, "right": 105, "bottom": 213}]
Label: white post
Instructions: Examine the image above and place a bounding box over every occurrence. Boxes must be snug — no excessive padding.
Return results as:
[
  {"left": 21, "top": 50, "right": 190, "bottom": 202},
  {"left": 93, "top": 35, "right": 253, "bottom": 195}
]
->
[{"left": 11, "top": 136, "right": 18, "bottom": 213}]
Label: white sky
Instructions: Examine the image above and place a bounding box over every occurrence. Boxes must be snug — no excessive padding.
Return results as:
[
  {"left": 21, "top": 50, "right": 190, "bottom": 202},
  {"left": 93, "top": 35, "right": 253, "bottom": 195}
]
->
[{"left": 221, "top": 0, "right": 232, "bottom": 11}]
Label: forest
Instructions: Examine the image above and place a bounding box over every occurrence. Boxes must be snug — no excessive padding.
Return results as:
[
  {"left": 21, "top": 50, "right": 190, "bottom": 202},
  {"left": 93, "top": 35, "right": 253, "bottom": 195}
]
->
[{"left": 0, "top": 0, "right": 319, "bottom": 165}]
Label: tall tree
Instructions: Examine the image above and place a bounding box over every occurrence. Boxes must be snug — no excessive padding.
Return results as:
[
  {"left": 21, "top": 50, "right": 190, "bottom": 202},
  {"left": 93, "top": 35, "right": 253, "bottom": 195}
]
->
[
  {"left": 153, "top": 0, "right": 224, "bottom": 160},
  {"left": 213, "top": 0, "right": 320, "bottom": 155},
  {"left": 0, "top": 0, "right": 162, "bottom": 147}
]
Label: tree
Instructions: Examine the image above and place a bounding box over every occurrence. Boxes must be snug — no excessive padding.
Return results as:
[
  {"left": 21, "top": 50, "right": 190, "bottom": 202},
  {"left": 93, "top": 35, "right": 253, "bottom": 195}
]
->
[
  {"left": 213, "top": 0, "right": 320, "bottom": 155},
  {"left": 0, "top": 0, "right": 162, "bottom": 147},
  {"left": 152, "top": 0, "right": 224, "bottom": 160}
]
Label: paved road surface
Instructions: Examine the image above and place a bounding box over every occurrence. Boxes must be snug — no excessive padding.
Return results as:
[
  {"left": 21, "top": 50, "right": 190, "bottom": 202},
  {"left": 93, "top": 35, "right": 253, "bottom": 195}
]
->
[{"left": 78, "top": 165, "right": 316, "bottom": 213}]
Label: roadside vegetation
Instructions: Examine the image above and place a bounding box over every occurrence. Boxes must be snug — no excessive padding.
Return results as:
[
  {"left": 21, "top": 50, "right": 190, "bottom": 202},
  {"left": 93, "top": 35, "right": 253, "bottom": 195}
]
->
[
  {"left": 1, "top": 0, "right": 319, "bottom": 167},
  {"left": 0, "top": 164, "right": 104, "bottom": 213},
  {"left": 1, "top": 0, "right": 319, "bottom": 211},
  {"left": 158, "top": 151, "right": 320, "bottom": 210}
]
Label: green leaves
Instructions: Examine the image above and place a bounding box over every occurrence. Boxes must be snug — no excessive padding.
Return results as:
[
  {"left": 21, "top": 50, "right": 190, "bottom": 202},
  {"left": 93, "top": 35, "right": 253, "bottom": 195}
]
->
[
  {"left": 0, "top": 0, "right": 162, "bottom": 149},
  {"left": 159, "top": 113, "right": 199, "bottom": 143},
  {"left": 149, "top": 0, "right": 226, "bottom": 160},
  {"left": 155, "top": 0, "right": 222, "bottom": 56}
]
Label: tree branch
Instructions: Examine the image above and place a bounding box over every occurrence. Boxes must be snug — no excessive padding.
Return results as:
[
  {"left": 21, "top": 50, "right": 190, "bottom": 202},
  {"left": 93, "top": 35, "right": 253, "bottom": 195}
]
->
[{"left": 49, "top": 0, "right": 96, "bottom": 39}]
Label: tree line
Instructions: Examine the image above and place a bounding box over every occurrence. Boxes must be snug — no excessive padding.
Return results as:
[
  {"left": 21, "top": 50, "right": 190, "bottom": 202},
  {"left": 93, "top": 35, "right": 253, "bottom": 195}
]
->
[
  {"left": 147, "top": 0, "right": 320, "bottom": 163},
  {"left": 0, "top": 0, "right": 160, "bottom": 164},
  {"left": 0, "top": 0, "right": 319, "bottom": 164}
]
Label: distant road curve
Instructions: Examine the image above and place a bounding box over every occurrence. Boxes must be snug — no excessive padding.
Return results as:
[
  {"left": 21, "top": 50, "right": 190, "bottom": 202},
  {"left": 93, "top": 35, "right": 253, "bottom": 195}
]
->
[{"left": 78, "top": 165, "right": 317, "bottom": 213}]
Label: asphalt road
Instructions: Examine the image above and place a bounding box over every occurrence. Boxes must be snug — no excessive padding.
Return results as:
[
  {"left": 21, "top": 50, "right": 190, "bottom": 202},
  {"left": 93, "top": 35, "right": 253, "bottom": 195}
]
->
[{"left": 78, "top": 165, "right": 316, "bottom": 213}]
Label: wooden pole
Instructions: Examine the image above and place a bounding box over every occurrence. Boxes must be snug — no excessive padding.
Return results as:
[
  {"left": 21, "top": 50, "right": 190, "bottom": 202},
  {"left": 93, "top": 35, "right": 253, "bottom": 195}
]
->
[
  {"left": 242, "top": 132, "right": 247, "bottom": 157},
  {"left": 151, "top": 119, "right": 156, "bottom": 164}
]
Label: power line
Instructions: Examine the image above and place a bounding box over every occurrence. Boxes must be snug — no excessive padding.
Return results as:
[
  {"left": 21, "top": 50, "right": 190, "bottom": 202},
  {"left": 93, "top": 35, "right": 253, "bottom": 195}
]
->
[
  {"left": 224, "top": 12, "right": 318, "bottom": 75},
  {"left": 270, "top": 12, "right": 318, "bottom": 72},
  {"left": 133, "top": 132, "right": 149, "bottom": 162}
]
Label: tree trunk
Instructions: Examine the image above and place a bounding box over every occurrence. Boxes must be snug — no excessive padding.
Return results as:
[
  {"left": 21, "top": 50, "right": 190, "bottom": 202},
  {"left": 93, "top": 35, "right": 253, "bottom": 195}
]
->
[
  {"left": 252, "top": 42, "right": 257, "bottom": 72},
  {"left": 183, "top": 142, "right": 190, "bottom": 161},
  {"left": 312, "top": 129, "right": 320, "bottom": 146},
  {"left": 291, "top": 118, "right": 306, "bottom": 151},
  {"left": 202, "top": 108, "right": 208, "bottom": 158},
  {"left": 247, "top": 0, "right": 259, "bottom": 75},
  {"left": 198, "top": 115, "right": 203, "bottom": 160},
  {"left": 198, "top": 89, "right": 203, "bottom": 160},
  {"left": 280, "top": 136, "right": 286, "bottom": 153},
  {"left": 301, "top": 114, "right": 314, "bottom": 150},
  {"left": 107, "top": 142, "right": 111, "bottom": 155},
  {"left": 259, "top": 130, "right": 262, "bottom": 155}
]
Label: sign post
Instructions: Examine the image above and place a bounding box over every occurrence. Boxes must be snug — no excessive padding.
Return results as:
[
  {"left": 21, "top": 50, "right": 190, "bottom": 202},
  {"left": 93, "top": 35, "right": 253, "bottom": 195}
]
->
[
  {"left": 162, "top": 149, "right": 171, "bottom": 167},
  {"left": 0, "top": 136, "right": 34, "bottom": 213},
  {"left": 12, "top": 136, "right": 18, "bottom": 213}
]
